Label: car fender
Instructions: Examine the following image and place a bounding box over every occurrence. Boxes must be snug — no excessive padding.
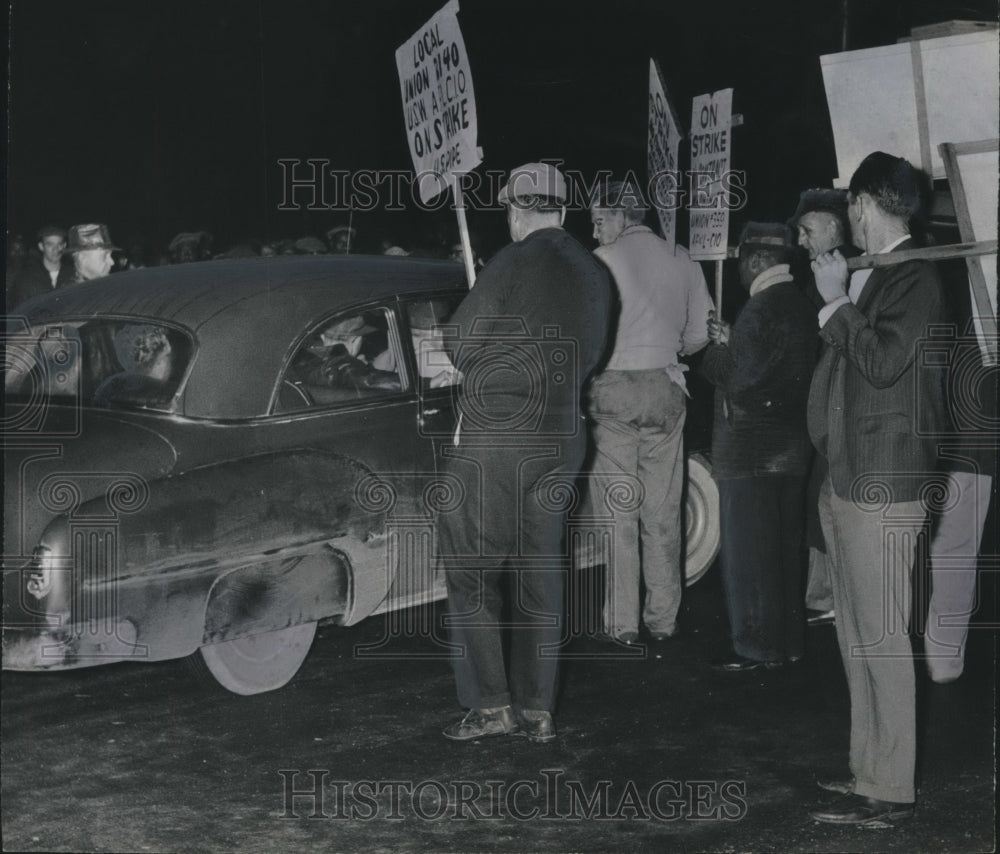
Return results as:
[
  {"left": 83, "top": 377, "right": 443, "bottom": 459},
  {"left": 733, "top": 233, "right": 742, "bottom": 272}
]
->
[{"left": 5, "top": 450, "right": 389, "bottom": 668}]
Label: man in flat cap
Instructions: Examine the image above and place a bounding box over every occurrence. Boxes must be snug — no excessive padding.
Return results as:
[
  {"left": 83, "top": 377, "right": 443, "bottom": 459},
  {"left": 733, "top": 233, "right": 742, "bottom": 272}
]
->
[
  {"left": 790, "top": 189, "right": 862, "bottom": 628},
  {"left": 437, "top": 162, "right": 611, "bottom": 744},
  {"left": 701, "top": 222, "right": 817, "bottom": 672},
  {"left": 168, "top": 231, "right": 213, "bottom": 264},
  {"left": 586, "top": 178, "right": 713, "bottom": 644},
  {"left": 326, "top": 225, "right": 356, "bottom": 254},
  {"left": 65, "top": 223, "right": 119, "bottom": 284},
  {"left": 791, "top": 188, "right": 856, "bottom": 284},
  {"left": 807, "top": 152, "right": 946, "bottom": 825}
]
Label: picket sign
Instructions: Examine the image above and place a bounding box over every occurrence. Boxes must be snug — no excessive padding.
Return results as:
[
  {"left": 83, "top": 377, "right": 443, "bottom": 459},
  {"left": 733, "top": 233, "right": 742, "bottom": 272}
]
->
[{"left": 396, "top": 0, "right": 481, "bottom": 288}]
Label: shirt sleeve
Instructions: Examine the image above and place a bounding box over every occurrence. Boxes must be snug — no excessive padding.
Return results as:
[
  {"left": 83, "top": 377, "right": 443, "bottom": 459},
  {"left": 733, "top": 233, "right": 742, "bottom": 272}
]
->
[
  {"left": 680, "top": 262, "right": 714, "bottom": 356},
  {"left": 818, "top": 295, "right": 851, "bottom": 327}
]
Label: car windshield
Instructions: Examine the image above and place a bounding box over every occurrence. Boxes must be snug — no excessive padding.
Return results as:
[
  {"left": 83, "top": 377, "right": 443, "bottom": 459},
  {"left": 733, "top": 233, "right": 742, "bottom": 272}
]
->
[{"left": 4, "top": 319, "right": 194, "bottom": 412}]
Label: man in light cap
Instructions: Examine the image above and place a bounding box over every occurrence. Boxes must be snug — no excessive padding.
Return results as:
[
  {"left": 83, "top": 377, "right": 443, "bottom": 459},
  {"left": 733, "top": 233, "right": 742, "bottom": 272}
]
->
[
  {"left": 586, "top": 178, "right": 713, "bottom": 644},
  {"left": 701, "top": 222, "right": 816, "bottom": 672},
  {"left": 438, "top": 162, "right": 611, "bottom": 743},
  {"left": 65, "top": 223, "right": 119, "bottom": 284}
]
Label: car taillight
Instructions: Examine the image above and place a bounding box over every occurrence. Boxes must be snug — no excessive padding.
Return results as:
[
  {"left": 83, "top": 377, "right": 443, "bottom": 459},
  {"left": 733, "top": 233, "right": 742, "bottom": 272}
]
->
[{"left": 26, "top": 546, "right": 56, "bottom": 599}]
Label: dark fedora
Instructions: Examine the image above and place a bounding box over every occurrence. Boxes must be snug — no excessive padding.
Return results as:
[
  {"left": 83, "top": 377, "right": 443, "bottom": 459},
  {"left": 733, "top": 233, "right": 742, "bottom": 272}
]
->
[
  {"left": 66, "top": 223, "right": 120, "bottom": 253},
  {"left": 739, "top": 221, "right": 792, "bottom": 248}
]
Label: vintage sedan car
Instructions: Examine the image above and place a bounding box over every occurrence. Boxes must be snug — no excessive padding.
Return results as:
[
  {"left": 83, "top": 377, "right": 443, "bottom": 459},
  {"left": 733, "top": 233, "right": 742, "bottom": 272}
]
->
[{"left": 3, "top": 255, "right": 718, "bottom": 694}]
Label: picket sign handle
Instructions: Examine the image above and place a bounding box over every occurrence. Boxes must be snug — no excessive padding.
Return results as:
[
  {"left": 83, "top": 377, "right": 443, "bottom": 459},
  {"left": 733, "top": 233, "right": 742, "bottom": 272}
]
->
[
  {"left": 452, "top": 174, "right": 477, "bottom": 289},
  {"left": 721, "top": 239, "right": 997, "bottom": 269},
  {"left": 714, "top": 259, "right": 724, "bottom": 315}
]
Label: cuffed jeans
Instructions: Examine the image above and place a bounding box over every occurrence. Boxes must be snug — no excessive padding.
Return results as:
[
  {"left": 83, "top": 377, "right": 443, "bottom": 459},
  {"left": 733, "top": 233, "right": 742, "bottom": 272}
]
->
[{"left": 439, "top": 433, "right": 586, "bottom": 712}]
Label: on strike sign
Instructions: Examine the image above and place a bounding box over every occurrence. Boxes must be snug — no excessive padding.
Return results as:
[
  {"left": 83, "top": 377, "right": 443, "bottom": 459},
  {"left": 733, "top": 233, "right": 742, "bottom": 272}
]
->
[
  {"left": 688, "top": 88, "right": 733, "bottom": 261},
  {"left": 396, "top": 0, "right": 481, "bottom": 204}
]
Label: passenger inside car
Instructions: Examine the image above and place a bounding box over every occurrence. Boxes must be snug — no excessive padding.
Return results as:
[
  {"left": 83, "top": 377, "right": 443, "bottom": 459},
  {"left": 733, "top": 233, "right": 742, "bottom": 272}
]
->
[{"left": 93, "top": 326, "right": 184, "bottom": 409}]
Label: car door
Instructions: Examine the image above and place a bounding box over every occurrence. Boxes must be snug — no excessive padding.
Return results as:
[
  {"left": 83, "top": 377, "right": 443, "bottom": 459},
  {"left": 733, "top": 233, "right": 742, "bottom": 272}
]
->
[{"left": 269, "top": 300, "right": 441, "bottom": 621}]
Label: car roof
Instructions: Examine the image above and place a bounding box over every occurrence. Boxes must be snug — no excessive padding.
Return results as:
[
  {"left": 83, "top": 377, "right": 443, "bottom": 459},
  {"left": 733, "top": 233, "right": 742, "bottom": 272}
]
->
[{"left": 15, "top": 255, "right": 467, "bottom": 419}]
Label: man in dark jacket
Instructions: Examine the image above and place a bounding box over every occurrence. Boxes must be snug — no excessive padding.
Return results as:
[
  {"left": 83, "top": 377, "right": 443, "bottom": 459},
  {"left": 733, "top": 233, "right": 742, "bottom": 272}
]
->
[
  {"left": 438, "top": 162, "right": 611, "bottom": 744},
  {"left": 701, "top": 222, "right": 817, "bottom": 672},
  {"left": 807, "top": 152, "right": 946, "bottom": 825},
  {"left": 790, "top": 189, "right": 863, "bottom": 626},
  {"left": 8, "top": 225, "right": 72, "bottom": 309}
]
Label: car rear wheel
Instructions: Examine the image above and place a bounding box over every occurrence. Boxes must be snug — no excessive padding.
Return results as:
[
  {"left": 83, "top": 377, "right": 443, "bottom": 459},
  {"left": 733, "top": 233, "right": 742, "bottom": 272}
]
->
[
  {"left": 684, "top": 452, "right": 720, "bottom": 586},
  {"left": 194, "top": 622, "right": 317, "bottom": 695}
]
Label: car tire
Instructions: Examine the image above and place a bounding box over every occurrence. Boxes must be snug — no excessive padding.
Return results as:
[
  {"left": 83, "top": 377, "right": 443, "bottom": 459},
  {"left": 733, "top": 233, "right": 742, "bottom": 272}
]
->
[
  {"left": 189, "top": 622, "right": 317, "bottom": 695},
  {"left": 684, "top": 452, "right": 720, "bottom": 586}
]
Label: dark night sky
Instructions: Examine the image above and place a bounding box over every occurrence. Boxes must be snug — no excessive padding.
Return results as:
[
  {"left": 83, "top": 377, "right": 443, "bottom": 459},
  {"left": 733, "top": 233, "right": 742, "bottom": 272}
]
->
[{"left": 5, "top": 0, "right": 998, "bottom": 258}]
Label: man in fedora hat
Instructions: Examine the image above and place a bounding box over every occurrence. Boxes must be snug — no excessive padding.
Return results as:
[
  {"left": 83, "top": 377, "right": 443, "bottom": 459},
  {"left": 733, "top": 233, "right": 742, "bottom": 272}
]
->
[
  {"left": 701, "top": 222, "right": 817, "bottom": 672},
  {"left": 437, "top": 162, "right": 611, "bottom": 744},
  {"left": 65, "top": 223, "right": 119, "bottom": 284}
]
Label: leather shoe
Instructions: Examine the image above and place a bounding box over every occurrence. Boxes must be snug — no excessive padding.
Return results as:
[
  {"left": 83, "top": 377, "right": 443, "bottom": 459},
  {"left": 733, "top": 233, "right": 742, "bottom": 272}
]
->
[
  {"left": 810, "top": 794, "right": 914, "bottom": 826},
  {"left": 817, "top": 776, "right": 855, "bottom": 795},
  {"left": 712, "top": 655, "right": 783, "bottom": 672},
  {"left": 514, "top": 709, "right": 557, "bottom": 743},
  {"left": 594, "top": 631, "right": 639, "bottom": 645},
  {"left": 648, "top": 628, "right": 680, "bottom": 641},
  {"left": 443, "top": 706, "right": 518, "bottom": 741},
  {"left": 806, "top": 608, "right": 835, "bottom": 626}
]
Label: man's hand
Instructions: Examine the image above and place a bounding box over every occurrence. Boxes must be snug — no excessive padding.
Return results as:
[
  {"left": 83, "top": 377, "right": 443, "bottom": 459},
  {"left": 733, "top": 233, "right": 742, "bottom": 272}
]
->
[
  {"left": 812, "top": 249, "right": 849, "bottom": 304},
  {"left": 707, "top": 310, "right": 730, "bottom": 346},
  {"left": 429, "top": 368, "right": 462, "bottom": 388}
]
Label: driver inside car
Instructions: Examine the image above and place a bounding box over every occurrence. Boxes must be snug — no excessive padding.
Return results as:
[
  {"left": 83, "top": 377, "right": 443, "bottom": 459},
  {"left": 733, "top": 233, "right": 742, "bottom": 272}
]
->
[{"left": 293, "top": 316, "right": 401, "bottom": 393}]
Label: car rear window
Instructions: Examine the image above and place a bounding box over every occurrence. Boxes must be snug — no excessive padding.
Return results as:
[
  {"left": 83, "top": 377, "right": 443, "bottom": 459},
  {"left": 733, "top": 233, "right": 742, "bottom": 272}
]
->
[{"left": 4, "top": 319, "right": 194, "bottom": 412}]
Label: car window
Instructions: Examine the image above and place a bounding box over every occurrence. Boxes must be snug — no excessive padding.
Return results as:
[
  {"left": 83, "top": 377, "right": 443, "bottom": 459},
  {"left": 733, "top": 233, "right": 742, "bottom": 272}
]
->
[
  {"left": 276, "top": 307, "right": 405, "bottom": 412},
  {"left": 4, "top": 320, "right": 193, "bottom": 412},
  {"left": 403, "top": 296, "right": 463, "bottom": 389}
]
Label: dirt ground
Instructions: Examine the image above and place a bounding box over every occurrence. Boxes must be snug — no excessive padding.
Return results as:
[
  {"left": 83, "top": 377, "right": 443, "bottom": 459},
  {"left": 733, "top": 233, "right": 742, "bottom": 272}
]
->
[{"left": 2, "top": 564, "right": 995, "bottom": 854}]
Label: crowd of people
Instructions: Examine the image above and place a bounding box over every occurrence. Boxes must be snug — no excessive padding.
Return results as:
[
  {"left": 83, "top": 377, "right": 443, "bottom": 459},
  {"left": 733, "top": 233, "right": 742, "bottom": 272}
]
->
[
  {"left": 431, "top": 156, "right": 993, "bottom": 835},
  {"left": 3, "top": 154, "right": 992, "bottom": 830},
  {"left": 4, "top": 221, "right": 481, "bottom": 313}
]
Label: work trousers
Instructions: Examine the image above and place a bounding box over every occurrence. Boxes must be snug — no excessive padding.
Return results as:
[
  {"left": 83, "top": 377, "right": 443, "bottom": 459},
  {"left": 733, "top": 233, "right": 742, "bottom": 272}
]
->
[
  {"left": 924, "top": 471, "right": 992, "bottom": 682},
  {"left": 588, "top": 370, "right": 686, "bottom": 638},
  {"left": 439, "top": 433, "right": 586, "bottom": 712},
  {"left": 718, "top": 474, "right": 806, "bottom": 662},
  {"left": 819, "top": 476, "right": 924, "bottom": 804},
  {"left": 805, "top": 548, "right": 835, "bottom": 612}
]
